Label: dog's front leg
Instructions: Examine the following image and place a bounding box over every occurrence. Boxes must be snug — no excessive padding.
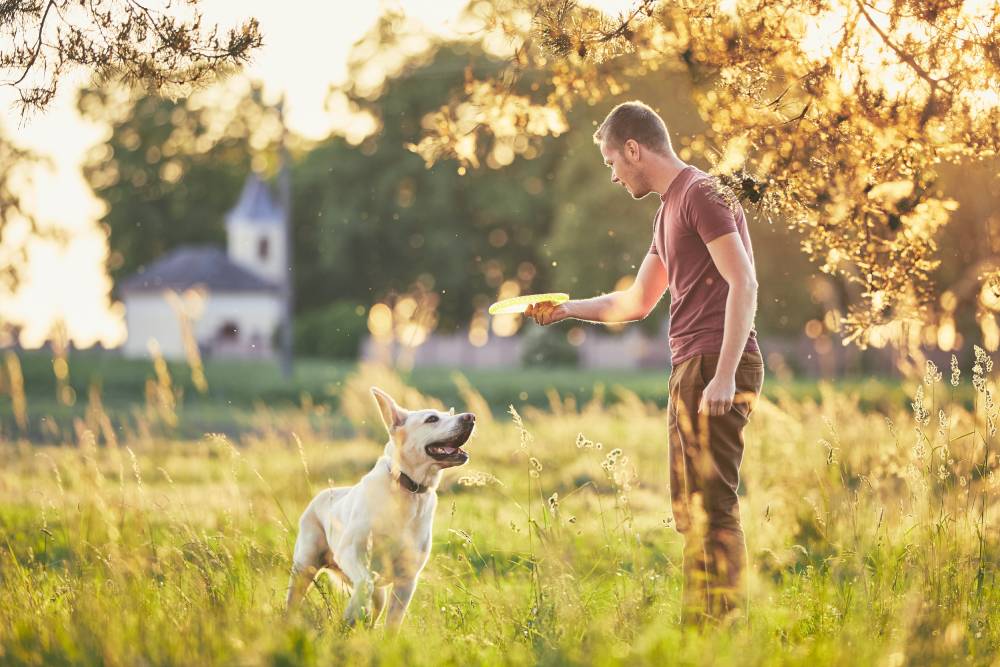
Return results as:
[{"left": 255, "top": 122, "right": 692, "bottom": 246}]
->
[
  {"left": 385, "top": 577, "right": 418, "bottom": 628},
  {"left": 338, "top": 535, "right": 377, "bottom": 627}
]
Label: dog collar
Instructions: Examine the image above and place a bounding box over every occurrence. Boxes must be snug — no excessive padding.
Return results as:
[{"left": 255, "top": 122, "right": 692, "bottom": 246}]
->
[
  {"left": 394, "top": 471, "right": 430, "bottom": 494},
  {"left": 384, "top": 460, "right": 431, "bottom": 494}
]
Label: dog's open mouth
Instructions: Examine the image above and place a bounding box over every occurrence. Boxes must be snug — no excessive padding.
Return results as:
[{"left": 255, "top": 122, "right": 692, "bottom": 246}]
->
[{"left": 425, "top": 428, "right": 472, "bottom": 462}]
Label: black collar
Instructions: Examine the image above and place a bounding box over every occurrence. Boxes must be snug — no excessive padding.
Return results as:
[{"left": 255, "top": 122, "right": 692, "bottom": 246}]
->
[{"left": 385, "top": 460, "right": 431, "bottom": 494}]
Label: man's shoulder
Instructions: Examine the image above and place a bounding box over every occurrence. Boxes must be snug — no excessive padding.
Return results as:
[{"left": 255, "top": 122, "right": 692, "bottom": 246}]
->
[{"left": 681, "top": 168, "right": 740, "bottom": 214}]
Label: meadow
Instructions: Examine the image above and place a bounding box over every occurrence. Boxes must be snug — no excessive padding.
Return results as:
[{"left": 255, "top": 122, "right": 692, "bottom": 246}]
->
[{"left": 1, "top": 351, "right": 999, "bottom": 665}]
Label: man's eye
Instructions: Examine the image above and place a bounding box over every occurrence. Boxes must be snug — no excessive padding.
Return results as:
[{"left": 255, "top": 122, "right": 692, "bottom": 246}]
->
[{"left": 425, "top": 415, "right": 439, "bottom": 424}]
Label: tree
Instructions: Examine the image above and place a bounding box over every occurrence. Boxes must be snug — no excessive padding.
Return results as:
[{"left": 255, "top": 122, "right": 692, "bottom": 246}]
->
[
  {"left": 409, "top": 0, "right": 1000, "bottom": 354},
  {"left": 0, "top": 138, "right": 39, "bottom": 293},
  {"left": 0, "top": 0, "right": 261, "bottom": 114},
  {"left": 79, "top": 82, "right": 284, "bottom": 282},
  {"left": 293, "top": 16, "right": 566, "bottom": 330},
  {"left": 0, "top": 0, "right": 261, "bottom": 339}
]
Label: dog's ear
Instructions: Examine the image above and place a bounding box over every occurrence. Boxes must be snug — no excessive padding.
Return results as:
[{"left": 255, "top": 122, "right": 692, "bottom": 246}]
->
[
  {"left": 371, "top": 386, "right": 408, "bottom": 431},
  {"left": 448, "top": 407, "right": 455, "bottom": 416}
]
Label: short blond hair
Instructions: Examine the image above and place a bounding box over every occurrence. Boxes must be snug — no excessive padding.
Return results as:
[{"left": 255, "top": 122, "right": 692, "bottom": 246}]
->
[{"left": 593, "top": 101, "right": 671, "bottom": 154}]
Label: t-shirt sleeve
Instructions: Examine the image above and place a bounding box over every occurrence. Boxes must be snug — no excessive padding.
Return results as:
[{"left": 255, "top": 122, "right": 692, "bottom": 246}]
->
[
  {"left": 648, "top": 239, "right": 658, "bottom": 255},
  {"left": 686, "top": 179, "right": 737, "bottom": 245}
]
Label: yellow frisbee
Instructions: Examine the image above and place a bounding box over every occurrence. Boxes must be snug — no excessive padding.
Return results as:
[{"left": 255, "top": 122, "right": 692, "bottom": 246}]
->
[{"left": 488, "top": 293, "right": 570, "bottom": 315}]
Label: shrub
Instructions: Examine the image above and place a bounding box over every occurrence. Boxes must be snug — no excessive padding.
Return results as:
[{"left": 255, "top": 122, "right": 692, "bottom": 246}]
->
[
  {"left": 293, "top": 301, "right": 367, "bottom": 359},
  {"left": 520, "top": 325, "right": 580, "bottom": 367}
]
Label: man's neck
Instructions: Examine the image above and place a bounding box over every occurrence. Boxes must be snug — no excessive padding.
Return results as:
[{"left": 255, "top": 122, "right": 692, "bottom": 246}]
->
[{"left": 647, "top": 152, "right": 690, "bottom": 197}]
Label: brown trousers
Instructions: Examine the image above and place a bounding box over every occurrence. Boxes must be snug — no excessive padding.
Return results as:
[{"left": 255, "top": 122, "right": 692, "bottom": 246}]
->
[{"left": 667, "top": 349, "right": 765, "bottom": 624}]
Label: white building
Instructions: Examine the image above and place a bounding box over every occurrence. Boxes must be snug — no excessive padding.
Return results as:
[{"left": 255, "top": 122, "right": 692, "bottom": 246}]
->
[{"left": 120, "top": 173, "right": 287, "bottom": 360}]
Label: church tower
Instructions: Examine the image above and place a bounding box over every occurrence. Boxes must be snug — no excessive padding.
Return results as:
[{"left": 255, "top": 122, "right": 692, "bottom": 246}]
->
[{"left": 225, "top": 173, "right": 286, "bottom": 285}]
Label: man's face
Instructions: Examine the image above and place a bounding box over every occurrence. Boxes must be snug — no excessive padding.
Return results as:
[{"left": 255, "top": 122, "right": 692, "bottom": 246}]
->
[{"left": 601, "top": 138, "right": 653, "bottom": 199}]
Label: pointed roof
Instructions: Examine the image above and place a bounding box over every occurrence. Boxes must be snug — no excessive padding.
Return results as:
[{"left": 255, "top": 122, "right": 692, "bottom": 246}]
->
[
  {"left": 120, "top": 245, "right": 280, "bottom": 294},
  {"left": 225, "top": 172, "right": 284, "bottom": 227}
]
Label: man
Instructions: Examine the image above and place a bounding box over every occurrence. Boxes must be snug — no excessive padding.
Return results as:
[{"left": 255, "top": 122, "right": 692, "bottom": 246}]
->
[{"left": 525, "top": 100, "right": 764, "bottom": 625}]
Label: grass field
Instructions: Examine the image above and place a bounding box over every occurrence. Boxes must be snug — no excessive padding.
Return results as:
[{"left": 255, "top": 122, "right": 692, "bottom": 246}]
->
[
  {"left": 0, "top": 350, "right": 937, "bottom": 440},
  {"left": 1, "top": 350, "right": 999, "bottom": 665}
]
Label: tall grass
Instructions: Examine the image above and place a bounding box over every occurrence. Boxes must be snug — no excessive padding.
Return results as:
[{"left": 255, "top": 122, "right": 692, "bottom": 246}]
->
[{"left": 0, "top": 349, "right": 998, "bottom": 665}]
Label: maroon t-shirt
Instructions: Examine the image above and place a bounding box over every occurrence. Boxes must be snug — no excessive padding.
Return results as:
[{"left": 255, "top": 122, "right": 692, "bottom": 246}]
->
[{"left": 649, "top": 166, "right": 760, "bottom": 366}]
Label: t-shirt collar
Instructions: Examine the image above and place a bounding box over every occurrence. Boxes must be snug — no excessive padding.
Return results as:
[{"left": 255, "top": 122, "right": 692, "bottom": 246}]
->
[{"left": 659, "top": 165, "right": 693, "bottom": 203}]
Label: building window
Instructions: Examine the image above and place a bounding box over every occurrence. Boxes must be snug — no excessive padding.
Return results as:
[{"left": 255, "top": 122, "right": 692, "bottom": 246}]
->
[
  {"left": 218, "top": 321, "right": 239, "bottom": 340},
  {"left": 258, "top": 236, "right": 269, "bottom": 260}
]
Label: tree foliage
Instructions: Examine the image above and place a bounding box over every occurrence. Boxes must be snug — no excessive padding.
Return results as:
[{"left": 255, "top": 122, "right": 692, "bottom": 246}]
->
[
  {"left": 79, "top": 83, "right": 281, "bottom": 282},
  {"left": 293, "top": 26, "right": 566, "bottom": 329},
  {"left": 410, "top": 0, "right": 1000, "bottom": 351},
  {"left": 0, "top": 0, "right": 261, "bottom": 114},
  {"left": 0, "top": 138, "right": 39, "bottom": 294},
  {"left": 81, "top": 26, "right": 564, "bottom": 332}
]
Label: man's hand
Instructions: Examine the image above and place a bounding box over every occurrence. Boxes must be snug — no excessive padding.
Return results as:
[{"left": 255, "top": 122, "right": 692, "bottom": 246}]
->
[
  {"left": 698, "top": 373, "right": 737, "bottom": 416},
  {"left": 525, "top": 301, "right": 571, "bottom": 326}
]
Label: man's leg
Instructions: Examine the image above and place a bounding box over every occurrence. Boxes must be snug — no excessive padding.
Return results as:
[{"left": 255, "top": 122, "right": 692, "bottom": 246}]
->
[
  {"left": 668, "top": 351, "right": 764, "bottom": 625},
  {"left": 668, "top": 354, "right": 712, "bottom": 625},
  {"left": 700, "top": 351, "right": 765, "bottom": 621}
]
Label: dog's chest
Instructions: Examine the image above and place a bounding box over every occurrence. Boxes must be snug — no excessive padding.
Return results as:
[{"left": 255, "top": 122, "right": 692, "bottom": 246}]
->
[{"left": 367, "top": 494, "right": 434, "bottom": 574}]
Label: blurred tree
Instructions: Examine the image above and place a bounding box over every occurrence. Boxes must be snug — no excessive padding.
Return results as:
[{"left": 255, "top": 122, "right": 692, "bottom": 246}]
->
[
  {"left": 0, "top": 0, "right": 261, "bottom": 115},
  {"left": 410, "top": 0, "right": 1000, "bottom": 354},
  {"left": 79, "top": 83, "right": 282, "bottom": 283},
  {"left": 294, "top": 17, "right": 567, "bottom": 329},
  {"left": 0, "top": 135, "right": 40, "bottom": 293},
  {"left": 0, "top": 1, "right": 260, "bottom": 342}
]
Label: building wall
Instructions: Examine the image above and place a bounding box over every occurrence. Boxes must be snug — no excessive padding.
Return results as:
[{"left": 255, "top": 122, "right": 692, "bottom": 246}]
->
[
  {"left": 227, "top": 222, "right": 285, "bottom": 285},
  {"left": 122, "top": 291, "right": 282, "bottom": 359},
  {"left": 359, "top": 329, "right": 672, "bottom": 370}
]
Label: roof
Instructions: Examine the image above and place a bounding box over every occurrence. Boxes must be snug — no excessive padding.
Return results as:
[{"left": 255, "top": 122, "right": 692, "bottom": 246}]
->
[
  {"left": 225, "top": 172, "right": 284, "bottom": 227},
  {"left": 120, "top": 245, "right": 280, "bottom": 294}
]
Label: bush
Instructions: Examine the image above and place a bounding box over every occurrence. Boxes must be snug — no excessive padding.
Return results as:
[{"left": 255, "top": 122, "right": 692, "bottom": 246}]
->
[
  {"left": 520, "top": 325, "right": 580, "bottom": 367},
  {"left": 294, "top": 302, "right": 367, "bottom": 359}
]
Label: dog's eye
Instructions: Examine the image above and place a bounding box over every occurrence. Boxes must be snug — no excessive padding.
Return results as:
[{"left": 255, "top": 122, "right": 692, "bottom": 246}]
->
[{"left": 424, "top": 415, "right": 439, "bottom": 424}]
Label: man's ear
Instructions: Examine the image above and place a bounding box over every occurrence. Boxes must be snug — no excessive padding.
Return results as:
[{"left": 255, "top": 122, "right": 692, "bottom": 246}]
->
[
  {"left": 624, "top": 138, "right": 640, "bottom": 161},
  {"left": 371, "top": 386, "right": 408, "bottom": 432}
]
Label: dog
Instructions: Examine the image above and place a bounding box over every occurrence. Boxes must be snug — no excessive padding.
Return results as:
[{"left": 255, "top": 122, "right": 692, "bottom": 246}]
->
[{"left": 285, "top": 386, "right": 475, "bottom": 627}]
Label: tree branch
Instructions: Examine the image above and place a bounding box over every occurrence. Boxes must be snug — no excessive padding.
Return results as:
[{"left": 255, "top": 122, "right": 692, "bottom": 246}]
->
[
  {"left": 9, "top": 0, "right": 58, "bottom": 87},
  {"left": 854, "top": 0, "right": 950, "bottom": 93}
]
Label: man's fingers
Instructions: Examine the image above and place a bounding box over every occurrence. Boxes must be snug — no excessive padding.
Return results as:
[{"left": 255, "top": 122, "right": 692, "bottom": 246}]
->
[
  {"left": 713, "top": 400, "right": 732, "bottom": 416},
  {"left": 523, "top": 300, "right": 564, "bottom": 326},
  {"left": 535, "top": 302, "right": 553, "bottom": 325},
  {"left": 699, "top": 395, "right": 734, "bottom": 416}
]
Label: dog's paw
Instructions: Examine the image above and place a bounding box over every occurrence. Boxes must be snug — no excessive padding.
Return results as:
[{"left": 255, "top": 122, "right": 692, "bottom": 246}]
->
[{"left": 342, "top": 606, "right": 373, "bottom": 630}]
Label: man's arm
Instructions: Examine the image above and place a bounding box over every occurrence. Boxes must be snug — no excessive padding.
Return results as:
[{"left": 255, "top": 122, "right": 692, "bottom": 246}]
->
[
  {"left": 525, "top": 253, "right": 668, "bottom": 325},
  {"left": 699, "top": 231, "right": 758, "bottom": 415}
]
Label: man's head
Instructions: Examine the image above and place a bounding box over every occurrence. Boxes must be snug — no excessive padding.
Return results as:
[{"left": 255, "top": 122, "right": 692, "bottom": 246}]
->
[{"left": 593, "top": 101, "right": 673, "bottom": 199}]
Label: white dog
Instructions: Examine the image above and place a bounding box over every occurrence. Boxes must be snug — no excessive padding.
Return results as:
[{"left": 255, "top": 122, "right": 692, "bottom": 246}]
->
[{"left": 286, "top": 386, "right": 475, "bottom": 627}]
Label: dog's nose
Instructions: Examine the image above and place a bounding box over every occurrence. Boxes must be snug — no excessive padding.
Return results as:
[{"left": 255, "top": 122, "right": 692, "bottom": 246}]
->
[{"left": 460, "top": 412, "right": 475, "bottom": 423}]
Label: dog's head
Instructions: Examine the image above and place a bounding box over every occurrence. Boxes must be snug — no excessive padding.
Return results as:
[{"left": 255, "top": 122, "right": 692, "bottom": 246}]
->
[{"left": 371, "top": 387, "right": 475, "bottom": 471}]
